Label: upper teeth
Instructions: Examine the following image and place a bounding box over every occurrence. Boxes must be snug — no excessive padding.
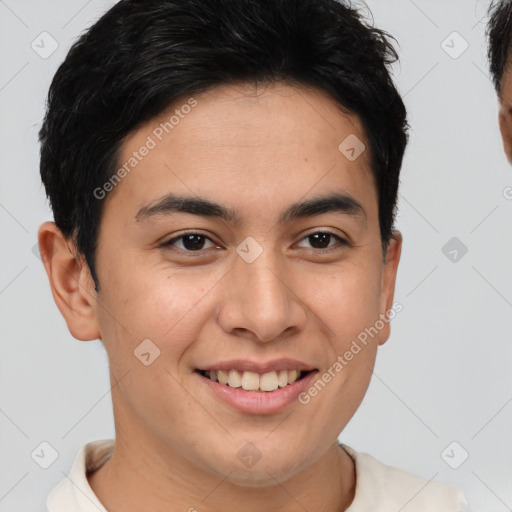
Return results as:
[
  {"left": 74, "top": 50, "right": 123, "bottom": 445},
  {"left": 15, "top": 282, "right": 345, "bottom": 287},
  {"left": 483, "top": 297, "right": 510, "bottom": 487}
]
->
[{"left": 205, "top": 369, "right": 302, "bottom": 391}]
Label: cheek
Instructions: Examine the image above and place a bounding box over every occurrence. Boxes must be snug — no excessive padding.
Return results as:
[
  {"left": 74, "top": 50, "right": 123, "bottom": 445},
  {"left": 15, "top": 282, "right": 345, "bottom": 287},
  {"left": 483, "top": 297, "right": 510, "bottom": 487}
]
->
[
  {"left": 96, "top": 269, "right": 216, "bottom": 430},
  {"left": 307, "top": 262, "right": 383, "bottom": 338},
  {"left": 97, "top": 266, "right": 223, "bottom": 364},
  {"left": 304, "top": 261, "right": 382, "bottom": 411}
]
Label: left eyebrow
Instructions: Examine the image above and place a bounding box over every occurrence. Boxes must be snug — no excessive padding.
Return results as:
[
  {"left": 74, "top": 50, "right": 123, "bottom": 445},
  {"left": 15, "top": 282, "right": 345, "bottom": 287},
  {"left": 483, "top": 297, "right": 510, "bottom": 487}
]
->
[
  {"left": 279, "top": 193, "right": 366, "bottom": 224},
  {"left": 135, "top": 192, "right": 366, "bottom": 225}
]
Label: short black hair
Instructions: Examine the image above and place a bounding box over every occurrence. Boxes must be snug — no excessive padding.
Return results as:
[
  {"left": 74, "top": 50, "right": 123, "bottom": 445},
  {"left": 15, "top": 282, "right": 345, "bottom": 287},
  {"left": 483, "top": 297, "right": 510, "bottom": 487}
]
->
[
  {"left": 39, "top": 0, "right": 408, "bottom": 290},
  {"left": 487, "top": 0, "right": 512, "bottom": 95}
]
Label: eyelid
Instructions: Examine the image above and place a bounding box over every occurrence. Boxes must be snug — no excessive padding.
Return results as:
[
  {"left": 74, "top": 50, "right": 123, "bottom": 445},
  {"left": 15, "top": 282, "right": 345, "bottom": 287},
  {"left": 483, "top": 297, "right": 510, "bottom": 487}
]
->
[
  {"left": 296, "top": 229, "right": 349, "bottom": 251},
  {"left": 163, "top": 230, "right": 219, "bottom": 250}
]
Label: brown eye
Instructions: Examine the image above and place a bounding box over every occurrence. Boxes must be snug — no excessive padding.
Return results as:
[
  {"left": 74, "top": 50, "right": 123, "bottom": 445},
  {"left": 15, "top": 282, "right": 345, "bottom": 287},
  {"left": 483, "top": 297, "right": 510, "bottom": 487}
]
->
[
  {"left": 163, "top": 232, "right": 216, "bottom": 252},
  {"left": 297, "top": 231, "right": 347, "bottom": 251}
]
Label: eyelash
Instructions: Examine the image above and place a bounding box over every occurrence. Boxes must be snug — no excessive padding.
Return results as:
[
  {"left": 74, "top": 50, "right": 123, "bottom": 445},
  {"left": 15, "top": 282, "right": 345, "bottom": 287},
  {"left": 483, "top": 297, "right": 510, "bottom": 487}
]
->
[{"left": 162, "top": 230, "right": 348, "bottom": 255}]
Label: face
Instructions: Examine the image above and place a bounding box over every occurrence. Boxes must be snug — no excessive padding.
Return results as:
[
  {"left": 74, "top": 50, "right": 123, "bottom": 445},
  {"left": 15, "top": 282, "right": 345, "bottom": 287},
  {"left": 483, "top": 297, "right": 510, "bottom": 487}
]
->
[
  {"left": 41, "top": 81, "right": 401, "bottom": 486},
  {"left": 499, "top": 68, "right": 512, "bottom": 162}
]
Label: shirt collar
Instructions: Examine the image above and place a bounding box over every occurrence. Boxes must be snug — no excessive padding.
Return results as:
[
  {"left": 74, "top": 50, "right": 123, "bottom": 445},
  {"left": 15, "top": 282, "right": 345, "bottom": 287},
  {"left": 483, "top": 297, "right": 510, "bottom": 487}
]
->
[{"left": 46, "top": 439, "right": 114, "bottom": 512}]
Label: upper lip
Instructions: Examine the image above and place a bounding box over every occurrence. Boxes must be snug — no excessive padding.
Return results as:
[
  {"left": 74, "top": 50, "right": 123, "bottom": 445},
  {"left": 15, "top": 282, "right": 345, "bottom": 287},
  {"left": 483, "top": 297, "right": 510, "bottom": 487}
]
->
[{"left": 197, "top": 358, "right": 317, "bottom": 374}]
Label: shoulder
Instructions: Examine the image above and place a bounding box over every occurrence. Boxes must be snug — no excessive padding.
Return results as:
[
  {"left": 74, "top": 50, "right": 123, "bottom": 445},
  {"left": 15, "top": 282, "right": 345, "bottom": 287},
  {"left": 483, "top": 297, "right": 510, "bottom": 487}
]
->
[{"left": 342, "top": 444, "right": 470, "bottom": 512}]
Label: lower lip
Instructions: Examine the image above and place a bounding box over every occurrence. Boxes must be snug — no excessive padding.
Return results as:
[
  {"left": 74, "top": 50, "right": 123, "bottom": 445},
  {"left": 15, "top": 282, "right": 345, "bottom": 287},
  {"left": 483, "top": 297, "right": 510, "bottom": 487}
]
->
[{"left": 196, "top": 370, "right": 318, "bottom": 415}]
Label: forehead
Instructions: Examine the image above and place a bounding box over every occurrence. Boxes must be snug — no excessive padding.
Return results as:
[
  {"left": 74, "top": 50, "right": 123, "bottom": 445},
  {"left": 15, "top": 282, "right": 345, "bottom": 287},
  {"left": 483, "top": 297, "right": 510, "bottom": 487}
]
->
[
  {"left": 153, "top": 81, "right": 367, "bottom": 150},
  {"left": 104, "top": 81, "right": 377, "bottom": 225}
]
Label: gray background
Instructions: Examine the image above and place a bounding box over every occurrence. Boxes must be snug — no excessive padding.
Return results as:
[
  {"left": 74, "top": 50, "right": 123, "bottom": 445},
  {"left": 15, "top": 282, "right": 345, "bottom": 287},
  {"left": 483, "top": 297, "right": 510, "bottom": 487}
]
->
[{"left": 1, "top": 0, "right": 511, "bottom": 510}]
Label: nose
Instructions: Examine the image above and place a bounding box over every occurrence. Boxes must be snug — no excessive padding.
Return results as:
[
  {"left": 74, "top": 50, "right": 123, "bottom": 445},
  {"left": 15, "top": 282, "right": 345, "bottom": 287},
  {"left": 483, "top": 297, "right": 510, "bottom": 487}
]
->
[{"left": 216, "top": 241, "right": 307, "bottom": 343}]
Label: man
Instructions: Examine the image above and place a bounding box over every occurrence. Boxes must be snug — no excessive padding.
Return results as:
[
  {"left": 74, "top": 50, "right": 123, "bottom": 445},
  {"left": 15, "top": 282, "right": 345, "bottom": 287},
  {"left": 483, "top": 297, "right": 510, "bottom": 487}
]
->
[
  {"left": 488, "top": 0, "right": 512, "bottom": 161},
  {"left": 38, "top": 0, "right": 469, "bottom": 510}
]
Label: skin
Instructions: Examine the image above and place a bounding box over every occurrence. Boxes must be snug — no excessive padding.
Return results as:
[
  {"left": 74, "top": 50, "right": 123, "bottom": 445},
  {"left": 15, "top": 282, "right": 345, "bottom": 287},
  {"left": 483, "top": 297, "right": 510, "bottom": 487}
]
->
[
  {"left": 38, "top": 81, "right": 402, "bottom": 512},
  {"left": 499, "top": 68, "right": 512, "bottom": 162}
]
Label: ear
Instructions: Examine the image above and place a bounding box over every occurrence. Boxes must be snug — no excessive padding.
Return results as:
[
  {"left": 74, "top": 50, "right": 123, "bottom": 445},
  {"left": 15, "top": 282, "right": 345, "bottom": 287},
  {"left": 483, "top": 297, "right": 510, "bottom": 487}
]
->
[
  {"left": 499, "top": 106, "right": 512, "bottom": 164},
  {"left": 377, "top": 231, "right": 402, "bottom": 346},
  {"left": 37, "top": 221, "right": 101, "bottom": 341}
]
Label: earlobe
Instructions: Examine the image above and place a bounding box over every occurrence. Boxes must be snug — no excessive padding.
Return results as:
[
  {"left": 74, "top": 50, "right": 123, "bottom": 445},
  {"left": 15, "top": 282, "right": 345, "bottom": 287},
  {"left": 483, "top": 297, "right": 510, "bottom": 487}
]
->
[
  {"left": 37, "top": 221, "right": 101, "bottom": 341},
  {"left": 377, "top": 231, "right": 402, "bottom": 346}
]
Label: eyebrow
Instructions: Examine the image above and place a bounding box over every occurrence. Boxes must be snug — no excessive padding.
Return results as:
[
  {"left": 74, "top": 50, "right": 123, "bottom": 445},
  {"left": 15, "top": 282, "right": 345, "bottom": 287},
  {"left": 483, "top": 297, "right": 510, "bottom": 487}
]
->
[{"left": 135, "top": 192, "right": 366, "bottom": 225}]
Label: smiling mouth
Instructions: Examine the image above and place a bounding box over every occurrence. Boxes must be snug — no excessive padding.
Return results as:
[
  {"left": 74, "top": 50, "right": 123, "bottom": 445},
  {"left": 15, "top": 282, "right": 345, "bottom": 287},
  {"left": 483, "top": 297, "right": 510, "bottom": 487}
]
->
[{"left": 196, "top": 369, "right": 313, "bottom": 392}]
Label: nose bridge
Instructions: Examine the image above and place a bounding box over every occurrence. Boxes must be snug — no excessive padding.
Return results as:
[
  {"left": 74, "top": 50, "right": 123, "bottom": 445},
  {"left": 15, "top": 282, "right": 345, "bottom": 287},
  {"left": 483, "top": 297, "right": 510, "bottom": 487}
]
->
[
  {"left": 238, "top": 240, "right": 284, "bottom": 305},
  {"left": 219, "top": 236, "right": 305, "bottom": 342}
]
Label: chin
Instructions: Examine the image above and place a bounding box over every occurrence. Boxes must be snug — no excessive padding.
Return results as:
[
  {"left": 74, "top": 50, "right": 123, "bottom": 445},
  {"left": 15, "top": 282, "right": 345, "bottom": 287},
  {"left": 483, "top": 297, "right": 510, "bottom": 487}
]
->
[
  {"left": 223, "top": 465, "right": 298, "bottom": 488},
  {"left": 211, "top": 447, "right": 308, "bottom": 488}
]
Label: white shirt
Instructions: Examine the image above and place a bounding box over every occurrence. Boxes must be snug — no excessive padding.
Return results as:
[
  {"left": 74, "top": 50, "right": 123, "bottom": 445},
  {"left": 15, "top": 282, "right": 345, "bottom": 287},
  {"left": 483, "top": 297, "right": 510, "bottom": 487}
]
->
[{"left": 46, "top": 439, "right": 470, "bottom": 511}]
